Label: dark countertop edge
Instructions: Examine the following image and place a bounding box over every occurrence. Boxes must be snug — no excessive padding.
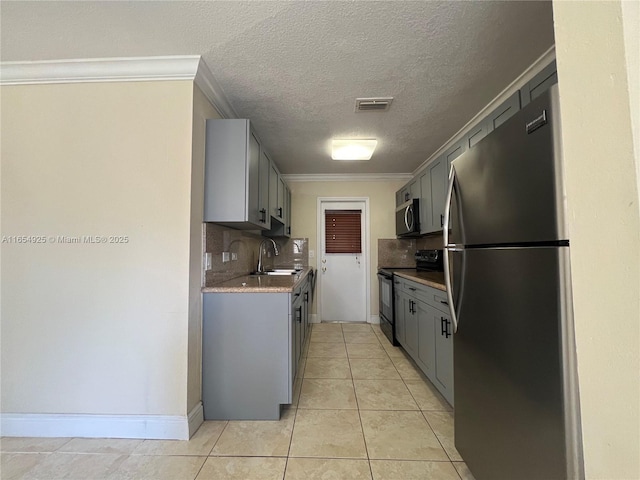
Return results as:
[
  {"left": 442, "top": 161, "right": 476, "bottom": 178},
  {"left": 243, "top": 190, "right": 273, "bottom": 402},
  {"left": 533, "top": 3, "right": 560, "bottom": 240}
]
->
[
  {"left": 392, "top": 269, "right": 447, "bottom": 292},
  {"left": 201, "top": 267, "right": 313, "bottom": 294}
]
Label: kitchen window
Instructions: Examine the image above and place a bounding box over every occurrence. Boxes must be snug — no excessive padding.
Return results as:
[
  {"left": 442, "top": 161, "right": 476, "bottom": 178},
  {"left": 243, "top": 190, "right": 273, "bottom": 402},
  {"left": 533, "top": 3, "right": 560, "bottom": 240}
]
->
[{"left": 324, "top": 209, "right": 362, "bottom": 254}]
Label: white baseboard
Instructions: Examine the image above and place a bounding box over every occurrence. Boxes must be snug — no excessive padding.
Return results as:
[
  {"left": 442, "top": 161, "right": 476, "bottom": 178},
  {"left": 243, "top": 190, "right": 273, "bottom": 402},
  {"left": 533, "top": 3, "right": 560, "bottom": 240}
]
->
[
  {"left": 187, "top": 402, "right": 204, "bottom": 438},
  {"left": 0, "top": 409, "right": 194, "bottom": 440},
  {"left": 369, "top": 315, "right": 381, "bottom": 324}
]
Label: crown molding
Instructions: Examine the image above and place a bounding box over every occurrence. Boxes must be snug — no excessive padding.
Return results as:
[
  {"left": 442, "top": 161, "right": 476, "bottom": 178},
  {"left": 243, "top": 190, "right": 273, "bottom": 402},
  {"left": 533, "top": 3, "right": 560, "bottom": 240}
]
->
[
  {"left": 0, "top": 56, "right": 202, "bottom": 85},
  {"left": 193, "top": 58, "right": 238, "bottom": 119},
  {"left": 0, "top": 55, "right": 238, "bottom": 120},
  {"left": 282, "top": 173, "right": 412, "bottom": 183}
]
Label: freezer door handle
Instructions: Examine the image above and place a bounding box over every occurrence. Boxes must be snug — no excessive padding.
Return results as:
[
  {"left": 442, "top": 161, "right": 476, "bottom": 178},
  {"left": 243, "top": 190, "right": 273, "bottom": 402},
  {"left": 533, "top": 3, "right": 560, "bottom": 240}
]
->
[{"left": 443, "top": 164, "right": 460, "bottom": 333}]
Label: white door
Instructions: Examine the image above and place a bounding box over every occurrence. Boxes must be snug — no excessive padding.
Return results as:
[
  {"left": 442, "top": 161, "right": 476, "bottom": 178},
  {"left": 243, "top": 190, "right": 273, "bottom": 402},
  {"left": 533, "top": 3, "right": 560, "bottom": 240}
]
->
[{"left": 319, "top": 200, "right": 368, "bottom": 322}]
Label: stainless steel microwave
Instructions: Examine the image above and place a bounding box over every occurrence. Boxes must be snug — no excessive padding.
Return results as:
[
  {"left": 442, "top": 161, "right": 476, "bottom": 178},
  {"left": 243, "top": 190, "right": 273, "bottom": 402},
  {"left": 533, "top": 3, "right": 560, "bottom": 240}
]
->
[{"left": 396, "top": 199, "right": 421, "bottom": 237}]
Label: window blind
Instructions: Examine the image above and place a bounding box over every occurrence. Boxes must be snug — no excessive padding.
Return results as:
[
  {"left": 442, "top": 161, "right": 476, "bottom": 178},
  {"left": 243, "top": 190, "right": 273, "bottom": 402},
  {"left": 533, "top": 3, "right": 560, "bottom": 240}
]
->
[{"left": 325, "top": 210, "right": 362, "bottom": 254}]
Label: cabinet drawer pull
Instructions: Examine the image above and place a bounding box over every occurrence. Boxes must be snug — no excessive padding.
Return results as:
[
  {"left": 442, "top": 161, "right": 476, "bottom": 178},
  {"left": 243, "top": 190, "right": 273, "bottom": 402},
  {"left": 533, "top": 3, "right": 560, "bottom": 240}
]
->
[
  {"left": 440, "top": 300, "right": 449, "bottom": 305},
  {"left": 408, "top": 287, "right": 417, "bottom": 291},
  {"left": 441, "top": 317, "right": 451, "bottom": 338}
]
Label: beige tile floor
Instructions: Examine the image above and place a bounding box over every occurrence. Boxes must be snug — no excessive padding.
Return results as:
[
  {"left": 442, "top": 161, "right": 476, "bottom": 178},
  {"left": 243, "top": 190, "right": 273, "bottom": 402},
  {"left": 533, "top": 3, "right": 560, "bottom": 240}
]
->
[{"left": 1, "top": 323, "right": 476, "bottom": 480}]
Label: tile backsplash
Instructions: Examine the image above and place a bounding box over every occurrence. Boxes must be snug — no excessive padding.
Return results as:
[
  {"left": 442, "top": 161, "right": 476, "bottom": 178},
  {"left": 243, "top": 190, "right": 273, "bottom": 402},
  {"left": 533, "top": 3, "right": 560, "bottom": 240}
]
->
[
  {"left": 378, "top": 234, "right": 444, "bottom": 268},
  {"left": 203, "top": 223, "right": 309, "bottom": 286}
]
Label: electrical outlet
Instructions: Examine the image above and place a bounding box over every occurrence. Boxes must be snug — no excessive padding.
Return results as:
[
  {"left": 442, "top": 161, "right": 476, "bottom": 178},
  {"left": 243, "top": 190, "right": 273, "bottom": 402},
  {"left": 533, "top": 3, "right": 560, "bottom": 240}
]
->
[
  {"left": 231, "top": 252, "right": 238, "bottom": 261},
  {"left": 309, "top": 250, "right": 315, "bottom": 258},
  {"left": 222, "top": 252, "right": 230, "bottom": 263},
  {"left": 204, "top": 252, "right": 212, "bottom": 270}
]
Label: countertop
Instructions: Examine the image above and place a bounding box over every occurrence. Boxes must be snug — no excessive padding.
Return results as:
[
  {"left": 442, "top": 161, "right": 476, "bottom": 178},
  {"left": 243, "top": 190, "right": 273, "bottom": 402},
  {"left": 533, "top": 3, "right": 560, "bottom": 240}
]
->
[
  {"left": 389, "top": 269, "right": 446, "bottom": 292},
  {"left": 202, "top": 267, "right": 312, "bottom": 294}
]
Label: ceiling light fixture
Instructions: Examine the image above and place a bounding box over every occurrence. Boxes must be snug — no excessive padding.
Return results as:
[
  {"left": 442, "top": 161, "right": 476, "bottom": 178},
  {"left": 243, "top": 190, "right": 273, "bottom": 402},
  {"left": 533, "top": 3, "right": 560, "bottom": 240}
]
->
[{"left": 331, "top": 139, "right": 378, "bottom": 161}]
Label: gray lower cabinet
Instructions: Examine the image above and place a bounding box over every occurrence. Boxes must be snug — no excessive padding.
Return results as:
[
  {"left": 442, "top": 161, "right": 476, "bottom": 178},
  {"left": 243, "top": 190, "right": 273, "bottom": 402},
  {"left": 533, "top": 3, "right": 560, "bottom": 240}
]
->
[
  {"left": 202, "top": 278, "right": 311, "bottom": 421},
  {"left": 433, "top": 307, "right": 454, "bottom": 403},
  {"left": 202, "top": 292, "right": 290, "bottom": 420},
  {"left": 416, "top": 300, "right": 435, "bottom": 376},
  {"left": 394, "top": 278, "right": 406, "bottom": 345},
  {"left": 394, "top": 276, "right": 454, "bottom": 406}
]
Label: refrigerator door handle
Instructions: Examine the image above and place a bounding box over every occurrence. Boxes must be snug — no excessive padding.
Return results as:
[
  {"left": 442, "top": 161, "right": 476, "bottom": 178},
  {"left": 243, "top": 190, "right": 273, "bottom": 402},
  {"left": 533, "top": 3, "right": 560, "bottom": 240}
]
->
[
  {"left": 443, "top": 164, "right": 455, "bottom": 248},
  {"left": 443, "top": 165, "right": 460, "bottom": 333}
]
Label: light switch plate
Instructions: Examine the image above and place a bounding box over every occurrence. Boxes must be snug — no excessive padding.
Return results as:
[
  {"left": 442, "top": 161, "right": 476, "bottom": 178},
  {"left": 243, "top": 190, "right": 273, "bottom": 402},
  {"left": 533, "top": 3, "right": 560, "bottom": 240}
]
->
[
  {"left": 204, "top": 253, "right": 212, "bottom": 270},
  {"left": 222, "top": 252, "right": 230, "bottom": 263},
  {"left": 309, "top": 250, "right": 315, "bottom": 258},
  {"left": 231, "top": 252, "right": 238, "bottom": 261}
]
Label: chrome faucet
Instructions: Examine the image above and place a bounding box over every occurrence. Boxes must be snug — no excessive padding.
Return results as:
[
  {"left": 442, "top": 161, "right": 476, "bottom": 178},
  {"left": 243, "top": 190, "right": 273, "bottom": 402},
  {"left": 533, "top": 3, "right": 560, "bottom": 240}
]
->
[{"left": 257, "top": 238, "right": 279, "bottom": 273}]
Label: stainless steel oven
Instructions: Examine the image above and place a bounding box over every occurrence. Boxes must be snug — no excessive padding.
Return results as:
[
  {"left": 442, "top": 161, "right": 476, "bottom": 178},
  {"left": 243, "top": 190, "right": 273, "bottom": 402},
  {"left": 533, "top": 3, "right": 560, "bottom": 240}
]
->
[{"left": 377, "top": 269, "right": 397, "bottom": 345}]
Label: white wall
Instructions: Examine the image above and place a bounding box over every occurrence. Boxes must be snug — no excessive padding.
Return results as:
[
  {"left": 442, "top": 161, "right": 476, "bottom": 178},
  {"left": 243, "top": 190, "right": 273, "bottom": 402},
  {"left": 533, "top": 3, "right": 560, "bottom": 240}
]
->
[
  {"left": 553, "top": 1, "right": 640, "bottom": 478},
  {"left": 1, "top": 82, "right": 195, "bottom": 422},
  {"left": 289, "top": 180, "right": 406, "bottom": 317},
  {"left": 187, "top": 85, "right": 221, "bottom": 414}
]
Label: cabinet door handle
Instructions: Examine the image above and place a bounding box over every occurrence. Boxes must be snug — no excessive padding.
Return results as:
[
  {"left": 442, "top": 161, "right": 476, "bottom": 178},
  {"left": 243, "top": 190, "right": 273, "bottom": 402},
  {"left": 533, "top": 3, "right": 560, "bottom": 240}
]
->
[
  {"left": 278, "top": 207, "right": 283, "bottom": 217},
  {"left": 304, "top": 292, "right": 308, "bottom": 302},
  {"left": 441, "top": 317, "right": 451, "bottom": 338},
  {"left": 296, "top": 306, "right": 302, "bottom": 322},
  {"left": 405, "top": 192, "right": 409, "bottom": 201},
  {"left": 408, "top": 287, "right": 417, "bottom": 291},
  {"left": 260, "top": 208, "right": 267, "bottom": 223},
  {"left": 440, "top": 300, "right": 449, "bottom": 306},
  {"left": 440, "top": 214, "right": 444, "bottom": 227}
]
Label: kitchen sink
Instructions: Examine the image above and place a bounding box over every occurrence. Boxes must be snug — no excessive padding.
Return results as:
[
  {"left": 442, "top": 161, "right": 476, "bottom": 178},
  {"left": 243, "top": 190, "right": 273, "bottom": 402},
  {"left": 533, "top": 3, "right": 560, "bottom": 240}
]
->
[{"left": 250, "top": 268, "right": 300, "bottom": 276}]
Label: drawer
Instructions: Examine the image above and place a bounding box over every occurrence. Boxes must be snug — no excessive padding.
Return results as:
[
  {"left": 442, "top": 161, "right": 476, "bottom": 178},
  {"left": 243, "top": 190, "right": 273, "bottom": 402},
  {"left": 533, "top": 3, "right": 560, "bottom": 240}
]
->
[
  {"left": 432, "top": 291, "right": 451, "bottom": 314},
  {"left": 403, "top": 279, "right": 451, "bottom": 313}
]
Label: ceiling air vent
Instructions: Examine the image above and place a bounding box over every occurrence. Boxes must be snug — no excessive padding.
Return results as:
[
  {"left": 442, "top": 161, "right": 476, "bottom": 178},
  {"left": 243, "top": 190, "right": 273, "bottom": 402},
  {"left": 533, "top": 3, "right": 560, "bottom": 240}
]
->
[{"left": 355, "top": 97, "right": 393, "bottom": 112}]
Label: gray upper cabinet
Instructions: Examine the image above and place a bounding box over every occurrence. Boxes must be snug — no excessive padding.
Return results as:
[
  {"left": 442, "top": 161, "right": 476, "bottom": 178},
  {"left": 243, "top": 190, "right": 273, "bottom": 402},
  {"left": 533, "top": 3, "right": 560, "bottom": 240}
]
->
[
  {"left": 486, "top": 91, "right": 521, "bottom": 132},
  {"left": 444, "top": 138, "right": 467, "bottom": 172},
  {"left": 277, "top": 177, "right": 286, "bottom": 222},
  {"left": 464, "top": 119, "right": 491, "bottom": 150},
  {"left": 521, "top": 60, "right": 557, "bottom": 107},
  {"left": 394, "top": 60, "right": 555, "bottom": 235},
  {"left": 269, "top": 159, "right": 279, "bottom": 220},
  {"left": 258, "top": 150, "right": 271, "bottom": 229},
  {"left": 263, "top": 174, "right": 291, "bottom": 238},
  {"left": 396, "top": 178, "right": 420, "bottom": 207},
  {"left": 285, "top": 186, "right": 292, "bottom": 237},
  {"left": 268, "top": 161, "right": 286, "bottom": 223},
  {"left": 204, "top": 119, "right": 265, "bottom": 229},
  {"left": 420, "top": 155, "right": 447, "bottom": 234}
]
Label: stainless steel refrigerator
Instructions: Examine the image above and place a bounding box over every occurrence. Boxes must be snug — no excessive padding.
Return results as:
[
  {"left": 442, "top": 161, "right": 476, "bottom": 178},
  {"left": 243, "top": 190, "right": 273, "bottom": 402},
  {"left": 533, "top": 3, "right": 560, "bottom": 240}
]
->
[{"left": 444, "top": 85, "right": 584, "bottom": 480}]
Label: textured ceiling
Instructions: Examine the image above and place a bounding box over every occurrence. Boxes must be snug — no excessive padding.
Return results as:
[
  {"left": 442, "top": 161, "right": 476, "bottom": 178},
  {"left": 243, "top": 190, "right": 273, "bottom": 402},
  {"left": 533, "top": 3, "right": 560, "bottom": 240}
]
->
[{"left": 1, "top": 1, "right": 555, "bottom": 175}]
